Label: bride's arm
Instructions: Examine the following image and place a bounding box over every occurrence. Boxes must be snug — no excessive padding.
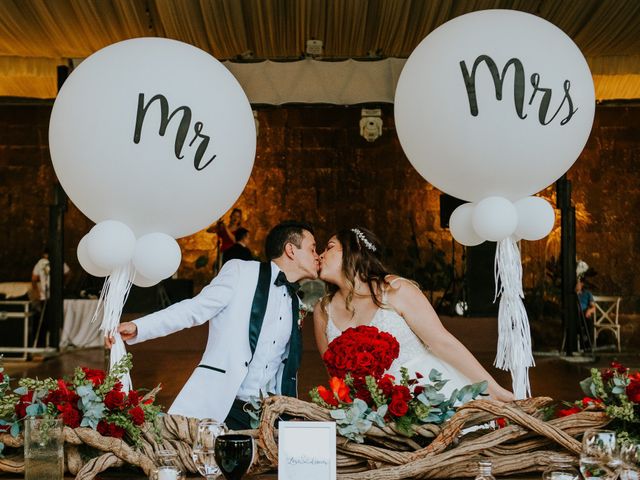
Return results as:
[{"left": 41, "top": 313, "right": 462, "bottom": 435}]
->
[
  {"left": 386, "top": 279, "right": 514, "bottom": 402},
  {"left": 313, "top": 302, "right": 330, "bottom": 356}
]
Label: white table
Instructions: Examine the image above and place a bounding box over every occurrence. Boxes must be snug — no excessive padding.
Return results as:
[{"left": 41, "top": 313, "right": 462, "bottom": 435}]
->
[{"left": 61, "top": 299, "right": 103, "bottom": 349}]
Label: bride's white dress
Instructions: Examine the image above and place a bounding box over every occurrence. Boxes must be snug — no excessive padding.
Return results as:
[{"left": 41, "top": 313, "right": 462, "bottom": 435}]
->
[{"left": 325, "top": 283, "right": 473, "bottom": 399}]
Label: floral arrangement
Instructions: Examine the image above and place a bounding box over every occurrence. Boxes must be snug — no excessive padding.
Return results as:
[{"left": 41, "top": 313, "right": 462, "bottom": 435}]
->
[
  {"left": 310, "top": 325, "right": 488, "bottom": 442},
  {"left": 558, "top": 361, "right": 640, "bottom": 443},
  {"left": 0, "top": 354, "right": 162, "bottom": 453}
]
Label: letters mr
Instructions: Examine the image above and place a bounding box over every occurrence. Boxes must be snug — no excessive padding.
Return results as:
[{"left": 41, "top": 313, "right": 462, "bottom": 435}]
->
[{"left": 133, "top": 93, "right": 217, "bottom": 171}]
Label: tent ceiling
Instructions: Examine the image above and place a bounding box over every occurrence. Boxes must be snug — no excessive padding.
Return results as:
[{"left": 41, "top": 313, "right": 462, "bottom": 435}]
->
[{"left": 0, "top": 0, "right": 639, "bottom": 100}]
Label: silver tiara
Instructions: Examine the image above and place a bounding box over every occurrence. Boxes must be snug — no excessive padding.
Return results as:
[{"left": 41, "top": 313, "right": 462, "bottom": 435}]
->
[{"left": 351, "top": 228, "right": 377, "bottom": 252}]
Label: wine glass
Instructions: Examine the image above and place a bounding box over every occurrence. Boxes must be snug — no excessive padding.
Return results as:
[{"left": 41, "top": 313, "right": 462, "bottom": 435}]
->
[
  {"left": 580, "top": 429, "right": 618, "bottom": 480},
  {"left": 192, "top": 420, "right": 228, "bottom": 479},
  {"left": 214, "top": 434, "right": 254, "bottom": 480},
  {"left": 618, "top": 442, "right": 640, "bottom": 480}
]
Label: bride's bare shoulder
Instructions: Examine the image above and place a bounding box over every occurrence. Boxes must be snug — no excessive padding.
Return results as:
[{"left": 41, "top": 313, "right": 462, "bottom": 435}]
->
[{"left": 384, "top": 275, "right": 421, "bottom": 293}]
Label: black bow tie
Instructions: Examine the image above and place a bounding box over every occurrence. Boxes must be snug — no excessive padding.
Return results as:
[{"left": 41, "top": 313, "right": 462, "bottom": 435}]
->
[{"left": 275, "top": 271, "right": 300, "bottom": 296}]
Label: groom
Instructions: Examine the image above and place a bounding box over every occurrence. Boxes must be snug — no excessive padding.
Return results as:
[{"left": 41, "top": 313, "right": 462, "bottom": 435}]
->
[{"left": 107, "top": 220, "right": 319, "bottom": 428}]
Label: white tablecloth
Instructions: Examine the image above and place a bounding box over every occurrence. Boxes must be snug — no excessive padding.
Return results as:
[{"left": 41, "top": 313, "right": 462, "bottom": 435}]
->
[{"left": 61, "top": 299, "right": 103, "bottom": 348}]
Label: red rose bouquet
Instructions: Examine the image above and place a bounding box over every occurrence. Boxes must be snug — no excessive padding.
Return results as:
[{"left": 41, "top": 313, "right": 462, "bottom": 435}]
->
[
  {"left": 0, "top": 354, "right": 162, "bottom": 453},
  {"left": 322, "top": 325, "right": 399, "bottom": 380},
  {"left": 311, "top": 326, "right": 487, "bottom": 442}
]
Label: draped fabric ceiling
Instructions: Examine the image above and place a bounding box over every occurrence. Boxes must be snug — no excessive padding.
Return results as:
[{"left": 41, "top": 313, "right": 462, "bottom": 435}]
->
[{"left": 0, "top": 0, "right": 639, "bottom": 102}]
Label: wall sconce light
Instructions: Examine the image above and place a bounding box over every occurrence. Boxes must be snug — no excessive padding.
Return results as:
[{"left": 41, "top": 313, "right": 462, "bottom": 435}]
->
[
  {"left": 306, "top": 39, "right": 323, "bottom": 57},
  {"left": 253, "top": 110, "right": 259, "bottom": 137},
  {"left": 360, "top": 108, "right": 383, "bottom": 142}
]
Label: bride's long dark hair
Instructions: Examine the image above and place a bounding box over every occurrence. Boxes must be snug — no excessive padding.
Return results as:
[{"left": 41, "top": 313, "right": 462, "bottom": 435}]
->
[{"left": 321, "top": 227, "right": 394, "bottom": 313}]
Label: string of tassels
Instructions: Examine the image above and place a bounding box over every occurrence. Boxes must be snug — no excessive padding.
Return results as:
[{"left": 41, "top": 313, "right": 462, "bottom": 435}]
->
[
  {"left": 493, "top": 236, "right": 535, "bottom": 399},
  {"left": 91, "top": 263, "right": 135, "bottom": 392}
]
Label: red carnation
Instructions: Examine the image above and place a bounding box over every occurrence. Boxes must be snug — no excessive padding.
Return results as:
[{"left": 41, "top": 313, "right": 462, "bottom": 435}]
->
[
  {"left": 129, "top": 406, "right": 145, "bottom": 426},
  {"left": 59, "top": 404, "right": 81, "bottom": 428},
  {"left": 127, "top": 390, "right": 140, "bottom": 407},
  {"left": 496, "top": 417, "right": 508, "bottom": 429},
  {"left": 104, "top": 390, "right": 127, "bottom": 411},
  {"left": 611, "top": 361, "right": 627, "bottom": 373},
  {"left": 82, "top": 367, "right": 106, "bottom": 387},
  {"left": 97, "top": 420, "right": 125, "bottom": 439},
  {"left": 0, "top": 372, "right": 4, "bottom": 382},
  {"left": 414, "top": 385, "right": 425, "bottom": 396}
]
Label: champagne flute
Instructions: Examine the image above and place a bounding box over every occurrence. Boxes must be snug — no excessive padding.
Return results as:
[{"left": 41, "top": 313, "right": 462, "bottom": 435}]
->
[
  {"left": 214, "top": 434, "right": 254, "bottom": 480},
  {"left": 192, "top": 420, "right": 228, "bottom": 480}
]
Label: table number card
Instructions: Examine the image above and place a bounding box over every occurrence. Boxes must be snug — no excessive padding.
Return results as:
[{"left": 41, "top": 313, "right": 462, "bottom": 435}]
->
[{"left": 278, "top": 421, "right": 336, "bottom": 480}]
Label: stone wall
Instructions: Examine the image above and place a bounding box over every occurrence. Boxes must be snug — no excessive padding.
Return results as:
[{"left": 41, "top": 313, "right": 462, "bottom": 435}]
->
[{"left": 0, "top": 103, "right": 639, "bottom": 316}]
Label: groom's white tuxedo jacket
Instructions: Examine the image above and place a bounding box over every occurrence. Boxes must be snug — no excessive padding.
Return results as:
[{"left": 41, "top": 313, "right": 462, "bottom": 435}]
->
[{"left": 128, "top": 259, "right": 292, "bottom": 420}]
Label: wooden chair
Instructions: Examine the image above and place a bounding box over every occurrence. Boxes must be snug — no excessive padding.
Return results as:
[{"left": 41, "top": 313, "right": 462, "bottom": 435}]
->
[{"left": 592, "top": 295, "right": 622, "bottom": 352}]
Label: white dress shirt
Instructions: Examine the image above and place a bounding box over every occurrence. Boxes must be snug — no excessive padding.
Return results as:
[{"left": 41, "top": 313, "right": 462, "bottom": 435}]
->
[{"left": 235, "top": 262, "right": 294, "bottom": 401}]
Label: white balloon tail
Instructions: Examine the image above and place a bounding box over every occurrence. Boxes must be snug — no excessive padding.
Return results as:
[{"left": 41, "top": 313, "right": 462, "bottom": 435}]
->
[
  {"left": 93, "top": 263, "right": 135, "bottom": 392},
  {"left": 110, "top": 335, "right": 132, "bottom": 392},
  {"left": 493, "top": 237, "right": 535, "bottom": 399}
]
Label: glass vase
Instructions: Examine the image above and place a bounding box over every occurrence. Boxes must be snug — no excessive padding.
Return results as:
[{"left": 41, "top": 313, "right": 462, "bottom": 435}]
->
[{"left": 24, "top": 416, "right": 64, "bottom": 480}]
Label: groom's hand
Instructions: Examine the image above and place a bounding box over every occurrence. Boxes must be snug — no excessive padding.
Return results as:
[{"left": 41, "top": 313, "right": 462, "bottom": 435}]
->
[{"left": 104, "top": 322, "right": 138, "bottom": 349}]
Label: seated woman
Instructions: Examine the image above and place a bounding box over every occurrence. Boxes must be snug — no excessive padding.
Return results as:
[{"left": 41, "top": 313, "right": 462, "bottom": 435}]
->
[{"left": 313, "top": 227, "right": 513, "bottom": 402}]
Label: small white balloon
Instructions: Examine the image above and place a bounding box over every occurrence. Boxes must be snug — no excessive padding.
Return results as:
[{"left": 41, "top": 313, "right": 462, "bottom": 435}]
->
[
  {"left": 133, "top": 233, "right": 181, "bottom": 282},
  {"left": 450, "top": 203, "right": 484, "bottom": 246},
  {"left": 132, "top": 271, "right": 158, "bottom": 288},
  {"left": 472, "top": 197, "right": 518, "bottom": 242},
  {"left": 514, "top": 196, "right": 555, "bottom": 240},
  {"left": 77, "top": 234, "right": 110, "bottom": 277},
  {"left": 87, "top": 220, "right": 136, "bottom": 270}
]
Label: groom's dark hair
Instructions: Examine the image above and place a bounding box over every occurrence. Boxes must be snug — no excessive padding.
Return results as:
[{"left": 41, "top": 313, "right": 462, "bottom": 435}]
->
[{"left": 265, "top": 220, "right": 314, "bottom": 260}]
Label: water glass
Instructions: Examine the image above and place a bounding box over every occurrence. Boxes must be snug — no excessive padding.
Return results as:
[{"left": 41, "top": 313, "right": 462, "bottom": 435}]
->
[
  {"left": 192, "top": 420, "right": 228, "bottom": 479},
  {"left": 24, "top": 417, "right": 64, "bottom": 480}
]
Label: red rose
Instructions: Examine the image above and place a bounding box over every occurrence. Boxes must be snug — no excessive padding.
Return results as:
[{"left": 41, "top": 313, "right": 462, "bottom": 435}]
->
[
  {"left": 128, "top": 406, "right": 145, "bottom": 426},
  {"left": 414, "top": 385, "right": 425, "bottom": 396},
  {"left": 317, "top": 386, "right": 338, "bottom": 407},
  {"left": 581, "top": 397, "right": 603, "bottom": 408},
  {"left": 97, "top": 420, "right": 125, "bottom": 439},
  {"left": 104, "top": 390, "right": 127, "bottom": 411},
  {"left": 388, "top": 397, "right": 409, "bottom": 417},
  {"left": 15, "top": 391, "right": 34, "bottom": 419},
  {"left": 377, "top": 375, "right": 395, "bottom": 398},
  {"left": 82, "top": 367, "right": 106, "bottom": 387},
  {"left": 0, "top": 372, "right": 4, "bottom": 382},
  {"left": 558, "top": 406, "right": 581, "bottom": 417},
  {"left": 496, "top": 417, "right": 508, "bottom": 429},
  {"left": 113, "top": 381, "right": 123, "bottom": 392},
  {"left": 602, "top": 369, "right": 614, "bottom": 383},
  {"left": 627, "top": 381, "right": 640, "bottom": 403},
  {"left": 392, "top": 385, "right": 412, "bottom": 402}
]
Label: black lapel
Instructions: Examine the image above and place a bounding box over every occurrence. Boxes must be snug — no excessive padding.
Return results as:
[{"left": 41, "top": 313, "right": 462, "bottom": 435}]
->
[{"left": 248, "top": 262, "right": 272, "bottom": 360}]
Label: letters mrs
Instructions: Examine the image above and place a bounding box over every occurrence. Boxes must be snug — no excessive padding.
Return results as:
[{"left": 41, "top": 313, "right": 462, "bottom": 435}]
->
[{"left": 459, "top": 55, "right": 578, "bottom": 126}]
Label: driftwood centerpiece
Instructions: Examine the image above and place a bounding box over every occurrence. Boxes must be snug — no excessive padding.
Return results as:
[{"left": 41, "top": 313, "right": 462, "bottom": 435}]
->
[{"left": 0, "top": 396, "right": 608, "bottom": 479}]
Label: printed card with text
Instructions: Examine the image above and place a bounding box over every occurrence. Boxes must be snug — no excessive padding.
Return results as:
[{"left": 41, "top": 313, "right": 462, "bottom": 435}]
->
[{"left": 278, "top": 421, "right": 336, "bottom": 480}]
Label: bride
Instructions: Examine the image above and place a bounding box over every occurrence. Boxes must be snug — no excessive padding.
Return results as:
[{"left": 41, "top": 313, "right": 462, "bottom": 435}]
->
[{"left": 313, "top": 227, "right": 514, "bottom": 402}]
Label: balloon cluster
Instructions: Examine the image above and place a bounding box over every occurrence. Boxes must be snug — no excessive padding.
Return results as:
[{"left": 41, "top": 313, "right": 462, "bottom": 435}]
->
[
  {"left": 77, "top": 221, "right": 181, "bottom": 287},
  {"left": 449, "top": 195, "right": 555, "bottom": 246},
  {"left": 48, "top": 37, "right": 256, "bottom": 286}
]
